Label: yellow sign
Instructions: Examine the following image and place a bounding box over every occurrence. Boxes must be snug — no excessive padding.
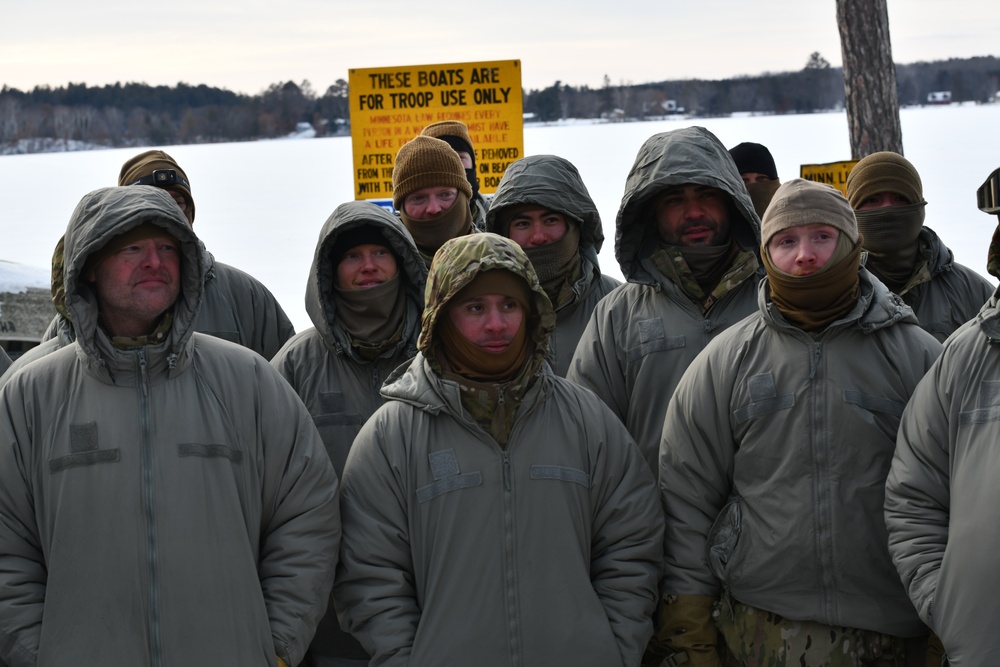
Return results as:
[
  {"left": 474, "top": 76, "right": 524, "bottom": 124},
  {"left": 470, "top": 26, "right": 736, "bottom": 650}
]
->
[
  {"left": 349, "top": 60, "right": 524, "bottom": 202},
  {"left": 799, "top": 160, "right": 859, "bottom": 196}
]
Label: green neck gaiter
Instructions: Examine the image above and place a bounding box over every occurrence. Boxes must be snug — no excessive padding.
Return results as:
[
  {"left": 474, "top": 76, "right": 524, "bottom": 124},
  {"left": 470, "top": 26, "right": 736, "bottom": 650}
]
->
[
  {"left": 651, "top": 241, "right": 736, "bottom": 301},
  {"left": 333, "top": 274, "right": 406, "bottom": 358},
  {"left": 524, "top": 224, "right": 583, "bottom": 311},
  {"left": 855, "top": 203, "right": 926, "bottom": 292}
]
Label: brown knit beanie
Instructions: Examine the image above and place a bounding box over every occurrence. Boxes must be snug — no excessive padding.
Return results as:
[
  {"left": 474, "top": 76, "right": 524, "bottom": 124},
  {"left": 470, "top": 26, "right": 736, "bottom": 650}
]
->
[
  {"left": 118, "top": 150, "right": 196, "bottom": 224},
  {"left": 392, "top": 136, "right": 473, "bottom": 210},
  {"left": 761, "top": 179, "right": 859, "bottom": 247},
  {"left": 845, "top": 151, "right": 924, "bottom": 209}
]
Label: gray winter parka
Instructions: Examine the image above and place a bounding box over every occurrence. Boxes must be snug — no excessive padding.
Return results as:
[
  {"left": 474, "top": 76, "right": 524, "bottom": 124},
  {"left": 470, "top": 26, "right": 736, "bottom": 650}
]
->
[
  {"left": 896, "top": 226, "right": 993, "bottom": 341},
  {"left": 486, "top": 154, "right": 620, "bottom": 377},
  {"left": 661, "top": 270, "right": 941, "bottom": 636},
  {"left": 568, "top": 126, "right": 764, "bottom": 472},
  {"left": 195, "top": 253, "right": 296, "bottom": 358},
  {"left": 885, "top": 291, "right": 1000, "bottom": 662},
  {"left": 0, "top": 186, "right": 340, "bottom": 667},
  {"left": 270, "top": 201, "right": 426, "bottom": 663},
  {"left": 271, "top": 200, "right": 426, "bottom": 477},
  {"left": 334, "top": 233, "right": 663, "bottom": 667}
]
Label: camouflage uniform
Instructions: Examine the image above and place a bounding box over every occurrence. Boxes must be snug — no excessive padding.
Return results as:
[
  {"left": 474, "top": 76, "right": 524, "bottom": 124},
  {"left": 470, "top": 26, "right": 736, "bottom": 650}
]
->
[
  {"left": 417, "top": 232, "right": 556, "bottom": 444},
  {"left": 333, "top": 232, "right": 663, "bottom": 666},
  {"left": 649, "top": 244, "right": 759, "bottom": 315},
  {"left": 715, "top": 598, "right": 917, "bottom": 667}
]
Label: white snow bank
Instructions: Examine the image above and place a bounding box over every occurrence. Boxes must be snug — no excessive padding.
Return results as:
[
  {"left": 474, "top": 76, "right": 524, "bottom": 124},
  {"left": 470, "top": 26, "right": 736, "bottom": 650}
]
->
[{"left": 0, "top": 260, "right": 50, "bottom": 293}]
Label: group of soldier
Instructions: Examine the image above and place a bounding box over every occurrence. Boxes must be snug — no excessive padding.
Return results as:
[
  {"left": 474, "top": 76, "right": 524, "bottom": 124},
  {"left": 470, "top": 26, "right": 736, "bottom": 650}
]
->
[{"left": 0, "top": 117, "right": 998, "bottom": 667}]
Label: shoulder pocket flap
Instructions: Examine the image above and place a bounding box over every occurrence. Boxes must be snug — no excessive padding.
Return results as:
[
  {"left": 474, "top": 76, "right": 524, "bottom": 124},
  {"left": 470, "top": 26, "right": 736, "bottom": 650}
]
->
[
  {"left": 959, "top": 405, "right": 1000, "bottom": 426},
  {"left": 416, "top": 472, "right": 483, "bottom": 503},
  {"left": 627, "top": 336, "right": 686, "bottom": 362},
  {"left": 733, "top": 395, "right": 794, "bottom": 424},
  {"left": 178, "top": 443, "right": 243, "bottom": 462},
  {"left": 842, "top": 390, "right": 905, "bottom": 417},
  {"left": 49, "top": 449, "right": 120, "bottom": 473}
]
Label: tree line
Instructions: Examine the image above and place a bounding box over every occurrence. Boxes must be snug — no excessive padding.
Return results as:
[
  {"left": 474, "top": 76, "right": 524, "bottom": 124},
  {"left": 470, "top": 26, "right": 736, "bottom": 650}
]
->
[
  {"left": 0, "top": 79, "right": 350, "bottom": 152},
  {"left": 1, "top": 56, "right": 997, "bottom": 153},
  {"left": 523, "top": 54, "right": 1000, "bottom": 122}
]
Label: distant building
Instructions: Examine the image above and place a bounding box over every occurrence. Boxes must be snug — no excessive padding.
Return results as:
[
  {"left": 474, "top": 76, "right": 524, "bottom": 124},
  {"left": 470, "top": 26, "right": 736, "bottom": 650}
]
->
[
  {"left": 660, "top": 100, "right": 685, "bottom": 115},
  {"left": 927, "top": 91, "right": 952, "bottom": 105},
  {"left": 0, "top": 260, "right": 53, "bottom": 360}
]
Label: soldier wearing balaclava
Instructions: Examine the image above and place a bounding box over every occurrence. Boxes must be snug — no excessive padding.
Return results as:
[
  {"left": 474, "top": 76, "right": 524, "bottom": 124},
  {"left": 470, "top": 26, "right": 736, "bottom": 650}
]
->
[{"left": 846, "top": 151, "right": 993, "bottom": 341}]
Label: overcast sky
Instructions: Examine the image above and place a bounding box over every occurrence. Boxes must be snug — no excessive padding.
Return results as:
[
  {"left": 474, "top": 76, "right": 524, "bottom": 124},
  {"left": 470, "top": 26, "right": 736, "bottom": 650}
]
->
[{"left": 3, "top": 1, "right": 997, "bottom": 95}]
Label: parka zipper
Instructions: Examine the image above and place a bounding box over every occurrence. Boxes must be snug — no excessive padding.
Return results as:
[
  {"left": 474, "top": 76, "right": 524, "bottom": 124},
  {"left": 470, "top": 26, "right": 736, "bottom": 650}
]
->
[
  {"left": 137, "top": 349, "right": 163, "bottom": 667},
  {"left": 501, "top": 449, "right": 520, "bottom": 666},
  {"left": 807, "top": 340, "right": 837, "bottom": 624}
]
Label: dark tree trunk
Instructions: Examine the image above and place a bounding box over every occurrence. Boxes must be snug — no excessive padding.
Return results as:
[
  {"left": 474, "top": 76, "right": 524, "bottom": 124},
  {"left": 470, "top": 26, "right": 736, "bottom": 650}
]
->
[{"left": 836, "top": 0, "right": 904, "bottom": 158}]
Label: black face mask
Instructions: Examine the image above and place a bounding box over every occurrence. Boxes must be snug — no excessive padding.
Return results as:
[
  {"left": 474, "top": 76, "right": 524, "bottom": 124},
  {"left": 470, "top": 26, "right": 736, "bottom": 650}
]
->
[{"left": 466, "top": 167, "right": 480, "bottom": 196}]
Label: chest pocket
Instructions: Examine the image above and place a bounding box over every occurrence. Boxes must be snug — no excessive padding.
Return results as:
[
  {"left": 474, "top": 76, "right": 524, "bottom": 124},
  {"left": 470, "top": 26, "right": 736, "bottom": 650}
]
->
[
  {"left": 313, "top": 391, "right": 365, "bottom": 427},
  {"left": 626, "top": 318, "right": 686, "bottom": 361},
  {"left": 959, "top": 380, "right": 1000, "bottom": 426},
  {"left": 48, "top": 421, "right": 120, "bottom": 473},
  {"left": 416, "top": 449, "right": 482, "bottom": 503},
  {"left": 733, "top": 372, "right": 794, "bottom": 424},
  {"left": 530, "top": 465, "right": 590, "bottom": 488},
  {"left": 178, "top": 443, "right": 243, "bottom": 462}
]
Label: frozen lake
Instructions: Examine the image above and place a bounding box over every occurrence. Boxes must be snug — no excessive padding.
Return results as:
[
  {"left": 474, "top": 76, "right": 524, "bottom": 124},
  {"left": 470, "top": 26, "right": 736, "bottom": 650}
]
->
[{"left": 2, "top": 104, "right": 998, "bottom": 332}]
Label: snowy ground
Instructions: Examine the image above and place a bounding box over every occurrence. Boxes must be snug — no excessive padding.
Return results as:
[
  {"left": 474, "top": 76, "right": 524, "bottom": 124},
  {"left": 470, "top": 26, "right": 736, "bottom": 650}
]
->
[{"left": 1, "top": 104, "right": 997, "bottom": 332}]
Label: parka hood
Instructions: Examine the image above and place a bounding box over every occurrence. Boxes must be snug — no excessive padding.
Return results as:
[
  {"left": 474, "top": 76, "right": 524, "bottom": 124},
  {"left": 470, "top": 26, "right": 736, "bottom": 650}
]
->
[
  {"left": 63, "top": 186, "right": 205, "bottom": 371},
  {"left": 616, "top": 126, "right": 761, "bottom": 282},
  {"left": 305, "top": 201, "right": 426, "bottom": 356},
  {"left": 921, "top": 227, "right": 956, "bottom": 278},
  {"left": 486, "top": 154, "right": 605, "bottom": 266},
  {"left": 417, "top": 233, "right": 556, "bottom": 368}
]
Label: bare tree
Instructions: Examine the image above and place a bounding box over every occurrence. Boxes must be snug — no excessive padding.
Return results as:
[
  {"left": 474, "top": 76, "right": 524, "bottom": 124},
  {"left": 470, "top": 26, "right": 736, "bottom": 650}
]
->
[
  {"left": 836, "top": 0, "right": 903, "bottom": 157},
  {"left": 0, "top": 98, "right": 19, "bottom": 144}
]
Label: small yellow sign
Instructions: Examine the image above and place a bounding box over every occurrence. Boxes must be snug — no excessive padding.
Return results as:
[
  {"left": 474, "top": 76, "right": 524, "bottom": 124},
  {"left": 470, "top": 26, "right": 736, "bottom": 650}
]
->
[
  {"left": 799, "top": 160, "right": 859, "bottom": 196},
  {"left": 349, "top": 60, "right": 524, "bottom": 202}
]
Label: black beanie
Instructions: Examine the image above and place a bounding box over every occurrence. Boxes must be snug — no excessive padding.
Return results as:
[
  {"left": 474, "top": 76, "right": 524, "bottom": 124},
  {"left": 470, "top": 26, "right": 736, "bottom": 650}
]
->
[
  {"left": 729, "top": 142, "right": 778, "bottom": 180},
  {"left": 329, "top": 226, "right": 396, "bottom": 266},
  {"left": 421, "top": 120, "right": 480, "bottom": 196}
]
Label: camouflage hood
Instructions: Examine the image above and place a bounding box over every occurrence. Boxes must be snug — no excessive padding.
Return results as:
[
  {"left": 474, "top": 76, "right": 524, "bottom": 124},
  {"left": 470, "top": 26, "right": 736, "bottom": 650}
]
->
[
  {"left": 485, "top": 154, "right": 605, "bottom": 270},
  {"left": 417, "top": 233, "right": 556, "bottom": 369},
  {"left": 62, "top": 186, "right": 205, "bottom": 371},
  {"left": 305, "top": 201, "right": 426, "bottom": 355},
  {"left": 616, "top": 126, "right": 761, "bottom": 283}
]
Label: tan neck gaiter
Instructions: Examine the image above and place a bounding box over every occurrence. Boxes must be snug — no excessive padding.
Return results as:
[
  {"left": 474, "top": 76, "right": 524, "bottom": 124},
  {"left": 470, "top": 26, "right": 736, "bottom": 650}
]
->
[
  {"left": 764, "top": 240, "right": 862, "bottom": 332},
  {"left": 435, "top": 315, "right": 530, "bottom": 382},
  {"left": 746, "top": 179, "right": 781, "bottom": 218},
  {"left": 400, "top": 192, "right": 473, "bottom": 257}
]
